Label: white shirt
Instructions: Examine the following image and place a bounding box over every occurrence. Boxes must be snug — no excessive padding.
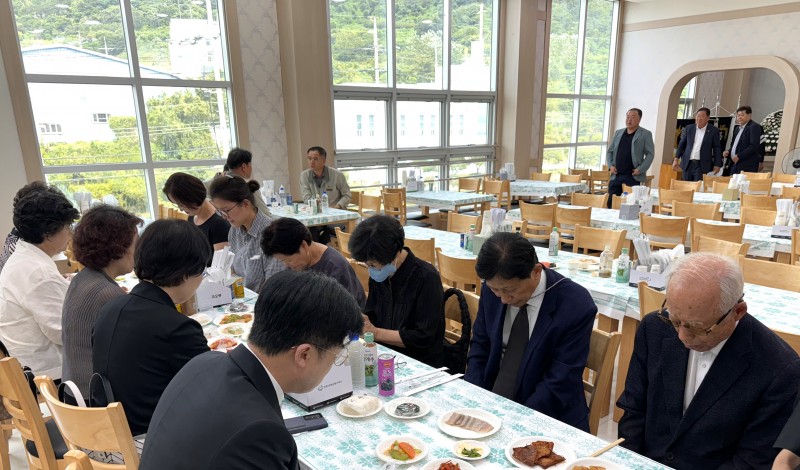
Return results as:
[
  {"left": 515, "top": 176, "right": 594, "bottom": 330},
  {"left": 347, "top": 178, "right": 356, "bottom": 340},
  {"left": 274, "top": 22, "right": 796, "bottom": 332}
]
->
[
  {"left": 689, "top": 125, "right": 706, "bottom": 161},
  {"left": 502, "top": 270, "right": 548, "bottom": 350},
  {"left": 0, "top": 241, "right": 69, "bottom": 378},
  {"left": 242, "top": 342, "right": 285, "bottom": 403},
  {"left": 731, "top": 122, "right": 747, "bottom": 156},
  {"left": 683, "top": 337, "right": 729, "bottom": 412}
]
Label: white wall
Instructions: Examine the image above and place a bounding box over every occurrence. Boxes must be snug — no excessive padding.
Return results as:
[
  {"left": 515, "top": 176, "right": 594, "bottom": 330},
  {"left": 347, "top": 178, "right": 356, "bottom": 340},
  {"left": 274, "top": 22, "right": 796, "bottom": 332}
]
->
[
  {"left": 0, "top": 46, "right": 29, "bottom": 238},
  {"left": 623, "top": 0, "right": 800, "bottom": 24},
  {"left": 749, "top": 68, "right": 785, "bottom": 123}
]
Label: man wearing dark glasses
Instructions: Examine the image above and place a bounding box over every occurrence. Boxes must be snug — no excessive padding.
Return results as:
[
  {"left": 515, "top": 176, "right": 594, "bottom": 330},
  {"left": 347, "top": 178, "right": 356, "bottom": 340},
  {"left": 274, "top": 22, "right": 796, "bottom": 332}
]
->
[{"left": 617, "top": 252, "right": 800, "bottom": 470}]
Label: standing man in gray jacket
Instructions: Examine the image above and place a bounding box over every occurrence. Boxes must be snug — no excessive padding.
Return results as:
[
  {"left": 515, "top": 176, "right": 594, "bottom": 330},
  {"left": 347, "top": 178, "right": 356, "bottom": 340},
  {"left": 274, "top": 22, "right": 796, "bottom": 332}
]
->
[
  {"left": 299, "top": 146, "right": 352, "bottom": 243},
  {"left": 606, "top": 108, "right": 655, "bottom": 208}
]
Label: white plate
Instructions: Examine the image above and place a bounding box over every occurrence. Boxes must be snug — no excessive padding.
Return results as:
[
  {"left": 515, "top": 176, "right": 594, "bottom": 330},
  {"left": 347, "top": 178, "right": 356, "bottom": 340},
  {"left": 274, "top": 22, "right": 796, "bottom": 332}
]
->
[
  {"left": 566, "top": 457, "right": 624, "bottom": 470},
  {"left": 437, "top": 408, "right": 502, "bottom": 439},
  {"left": 336, "top": 395, "right": 382, "bottom": 418},
  {"left": 423, "top": 458, "right": 475, "bottom": 470},
  {"left": 214, "top": 312, "right": 254, "bottom": 326},
  {"left": 226, "top": 302, "right": 254, "bottom": 313},
  {"left": 452, "top": 440, "right": 490, "bottom": 461},
  {"left": 189, "top": 313, "right": 212, "bottom": 326},
  {"left": 505, "top": 437, "right": 576, "bottom": 469},
  {"left": 207, "top": 336, "right": 240, "bottom": 352},
  {"left": 217, "top": 322, "right": 250, "bottom": 337},
  {"left": 376, "top": 435, "right": 428, "bottom": 465},
  {"left": 384, "top": 397, "right": 431, "bottom": 419}
]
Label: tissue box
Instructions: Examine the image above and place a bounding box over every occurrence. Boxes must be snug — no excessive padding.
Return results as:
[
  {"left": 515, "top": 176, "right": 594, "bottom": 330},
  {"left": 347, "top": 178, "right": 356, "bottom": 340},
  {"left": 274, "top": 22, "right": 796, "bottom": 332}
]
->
[
  {"left": 472, "top": 233, "right": 489, "bottom": 255},
  {"left": 196, "top": 278, "right": 233, "bottom": 310},
  {"left": 619, "top": 204, "right": 640, "bottom": 220},
  {"left": 722, "top": 188, "right": 739, "bottom": 201},
  {"left": 286, "top": 361, "right": 353, "bottom": 411},
  {"left": 628, "top": 270, "right": 666, "bottom": 290},
  {"left": 771, "top": 225, "right": 793, "bottom": 239},
  {"left": 639, "top": 201, "right": 653, "bottom": 215}
]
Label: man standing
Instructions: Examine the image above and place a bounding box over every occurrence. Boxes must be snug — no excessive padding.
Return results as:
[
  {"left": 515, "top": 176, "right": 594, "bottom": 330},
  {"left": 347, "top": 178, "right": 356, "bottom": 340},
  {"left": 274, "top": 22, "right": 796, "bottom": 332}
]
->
[
  {"left": 299, "top": 146, "right": 351, "bottom": 209},
  {"left": 606, "top": 108, "right": 655, "bottom": 208},
  {"left": 140, "top": 270, "right": 363, "bottom": 470},
  {"left": 673, "top": 107, "right": 722, "bottom": 181},
  {"left": 723, "top": 105, "right": 763, "bottom": 175},
  {"left": 465, "top": 233, "right": 597, "bottom": 431},
  {"left": 617, "top": 252, "right": 800, "bottom": 469}
]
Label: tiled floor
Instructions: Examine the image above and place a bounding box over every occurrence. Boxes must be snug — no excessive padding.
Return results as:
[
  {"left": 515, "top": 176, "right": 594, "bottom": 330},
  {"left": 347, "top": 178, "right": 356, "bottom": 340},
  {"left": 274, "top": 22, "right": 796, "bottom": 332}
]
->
[{"left": 6, "top": 430, "right": 27, "bottom": 469}]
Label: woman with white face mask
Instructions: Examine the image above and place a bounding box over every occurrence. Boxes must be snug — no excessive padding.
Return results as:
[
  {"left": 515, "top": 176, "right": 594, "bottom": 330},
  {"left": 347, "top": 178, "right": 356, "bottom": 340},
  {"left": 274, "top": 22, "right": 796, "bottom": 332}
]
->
[{"left": 348, "top": 215, "right": 445, "bottom": 367}]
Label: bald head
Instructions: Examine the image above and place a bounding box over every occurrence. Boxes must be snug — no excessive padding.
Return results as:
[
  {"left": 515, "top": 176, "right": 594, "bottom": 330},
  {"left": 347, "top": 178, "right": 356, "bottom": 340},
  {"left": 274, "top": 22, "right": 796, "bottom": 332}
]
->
[{"left": 666, "top": 253, "right": 743, "bottom": 315}]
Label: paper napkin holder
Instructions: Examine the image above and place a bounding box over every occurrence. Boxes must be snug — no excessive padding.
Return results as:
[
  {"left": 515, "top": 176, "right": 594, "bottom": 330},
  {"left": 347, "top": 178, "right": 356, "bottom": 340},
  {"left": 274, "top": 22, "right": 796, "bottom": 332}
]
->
[
  {"left": 196, "top": 278, "right": 233, "bottom": 310},
  {"left": 771, "top": 225, "right": 793, "bottom": 239},
  {"left": 722, "top": 188, "right": 740, "bottom": 201},
  {"left": 619, "top": 204, "right": 641, "bottom": 220},
  {"left": 286, "top": 361, "right": 353, "bottom": 411},
  {"left": 628, "top": 270, "right": 666, "bottom": 290},
  {"left": 472, "top": 233, "right": 490, "bottom": 254}
]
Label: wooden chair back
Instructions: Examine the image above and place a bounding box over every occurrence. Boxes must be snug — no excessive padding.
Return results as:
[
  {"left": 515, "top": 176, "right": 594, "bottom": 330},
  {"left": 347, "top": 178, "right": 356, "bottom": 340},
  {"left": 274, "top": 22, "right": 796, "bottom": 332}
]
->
[
  {"left": 702, "top": 175, "right": 731, "bottom": 192},
  {"left": 555, "top": 206, "right": 592, "bottom": 248},
  {"left": 158, "top": 204, "right": 170, "bottom": 219},
  {"left": 359, "top": 194, "right": 382, "bottom": 218},
  {"left": 774, "top": 173, "right": 796, "bottom": 184},
  {"left": 621, "top": 184, "right": 634, "bottom": 194},
  {"left": 638, "top": 213, "right": 689, "bottom": 249},
  {"left": 670, "top": 179, "right": 702, "bottom": 191},
  {"left": 740, "top": 194, "right": 778, "bottom": 210},
  {"left": 529, "top": 172, "right": 552, "bottom": 182},
  {"left": 458, "top": 177, "right": 482, "bottom": 193},
  {"left": 348, "top": 259, "right": 369, "bottom": 296},
  {"left": 482, "top": 179, "right": 511, "bottom": 211},
  {"left": 446, "top": 213, "right": 482, "bottom": 235},
  {"left": 443, "top": 289, "right": 480, "bottom": 344},
  {"left": 780, "top": 185, "right": 800, "bottom": 200},
  {"left": 571, "top": 192, "right": 608, "bottom": 209},
  {"left": 711, "top": 181, "right": 729, "bottom": 194},
  {"left": 672, "top": 201, "right": 721, "bottom": 221},
  {"left": 573, "top": 226, "right": 627, "bottom": 258},
  {"left": 583, "top": 329, "right": 621, "bottom": 436},
  {"left": 381, "top": 190, "right": 407, "bottom": 225},
  {"left": 693, "top": 236, "right": 749, "bottom": 258},
  {"left": 334, "top": 227, "right": 352, "bottom": 258},
  {"left": 774, "top": 330, "right": 800, "bottom": 356},
  {"left": 570, "top": 168, "right": 590, "bottom": 180},
  {"left": 738, "top": 255, "right": 800, "bottom": 292},
  {"left": 741, "top": 171, "right": 771, "bottom": 179},
  {"left": 739, "top": 207, "right": 777, "bottom": 226},
  {"left": 559, "top": 174, "right": 582, "bottom": 183},
  {"left": 436, "top": 248, "right": 480, "bottom": 294},
  {"left": 590, "top": 171, "right": 610, "bottom": 194},
  {"left": 745, "top": 178, "right": 773, "bottom": 195},
  {"left": 347, "top": 190, "right": 362, "bottom": 212},
  {"left": 638, "top": 281, "right": 666, "bottom": 320},
  {"left": 404, "top": 237, "right": 436, "bottom": 266},
  {"left": 793, "top": 228, "right": 800, "bottom": 265},
  {"left": 690, "top": 218, "right": 744, "bottom": 246},
  {"left": 611, "top": 194, "right": 624, "bottom": 210},
  {"left": 518, "top": 201, "right": 555, "bottom": 241},
  {"left": 65, "top": 450, "right": 94, "bottom": 470},
  {"left": 657, "top": 189, "right": 694, "bottom": 215}
]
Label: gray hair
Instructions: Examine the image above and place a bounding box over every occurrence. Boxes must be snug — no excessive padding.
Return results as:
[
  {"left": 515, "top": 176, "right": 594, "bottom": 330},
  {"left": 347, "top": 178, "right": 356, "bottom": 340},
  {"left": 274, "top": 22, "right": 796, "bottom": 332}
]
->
[{"left": 666, "top": 252, "right": 744, "bottom": 315}]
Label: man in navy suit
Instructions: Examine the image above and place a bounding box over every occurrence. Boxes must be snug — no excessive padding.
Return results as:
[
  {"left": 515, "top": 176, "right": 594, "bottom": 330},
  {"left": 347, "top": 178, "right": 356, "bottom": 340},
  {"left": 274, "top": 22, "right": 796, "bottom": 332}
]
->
[
  {"left": 140, "top": 271, "right": 363, "bottom": 470},
  {"left": 465, "top": 233, "right": 597, "bottom": 431},
  {"left": 723, "top": 105, "right": 763, "bottom": 174},
  {"left": 617, "top": 252, "right": 800, "bottom": 469},
  {"left": 672, "top": 107, "right": 722, "bottom": 181}
]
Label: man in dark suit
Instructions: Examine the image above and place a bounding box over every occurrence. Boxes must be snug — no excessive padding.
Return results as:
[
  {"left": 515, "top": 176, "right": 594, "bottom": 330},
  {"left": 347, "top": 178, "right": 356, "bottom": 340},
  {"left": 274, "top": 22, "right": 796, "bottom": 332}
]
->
[
  {"left": 673, "top": 107, "right": 722, "bottom": 181},
  {"left": 139, "top": 270, "right": 363, "bottom": 470},
  {"left": 465, "top": 233, "right": 597, "bottom": 431},
  {"left": 617, "top": 252, "right": 800, "bottom": 469},
  {"left": 723, "top": 105, "right": 763, "bottom": 174}
]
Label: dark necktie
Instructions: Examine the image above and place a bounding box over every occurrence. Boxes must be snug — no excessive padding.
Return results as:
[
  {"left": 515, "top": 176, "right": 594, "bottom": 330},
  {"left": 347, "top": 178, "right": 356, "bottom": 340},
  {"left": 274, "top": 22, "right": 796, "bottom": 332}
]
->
[{"left": 492, "top": 305, "right": 529, "bottom": 399}]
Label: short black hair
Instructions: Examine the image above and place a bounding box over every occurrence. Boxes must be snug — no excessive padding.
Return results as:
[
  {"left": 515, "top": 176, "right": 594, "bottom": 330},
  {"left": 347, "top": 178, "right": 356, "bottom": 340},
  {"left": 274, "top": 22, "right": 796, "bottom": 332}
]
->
[
  {"left": 226, "top": 147, "right": 252, "bottom": 170},
  {"left": 696, "top": 107, "right": 711, "bottom": 117},
  {"left": 163, "top": 172, "right": 207, "bottom": 209},
  {"left": 13, "top": 185, "right": 79, "bottom": 244},
  {"left": 736, "top": 105, "right": 752, "bottom": 115},
  {"left": 72, "top": 205, "right": 143, "bottom": 270},
  {"left": 209, "top": 175, "right": 260, "bottom": 207},
  {"left": 628, "top": 108, "right": 643, "bottom": 118},
  {"left": 13, "top": 181, "right": 47, "bottom": 206},
  {"left": 248, "top": 270, "right": 363, "bottom": 354},
  {"left": 261, "top": 218, "right": 312, "bottom": 257},
  {"left": 134, "top": 219, "right": 212, "bottom": 287},
  {"left": 348, "top": 215, "right": 404, "bottom": 265},
  {"left": 307, "top": 146, "right": 327, "bottom": 159},
  {"left": 475, "top": 232, "right": 539, "bottom": 281}
]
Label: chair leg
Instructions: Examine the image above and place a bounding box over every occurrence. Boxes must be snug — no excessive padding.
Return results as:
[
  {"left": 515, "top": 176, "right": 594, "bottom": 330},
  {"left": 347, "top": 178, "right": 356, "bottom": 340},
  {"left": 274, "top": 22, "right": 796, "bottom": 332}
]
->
[{"left": 0, "top": 425, "right": 9, "bottom": 470}]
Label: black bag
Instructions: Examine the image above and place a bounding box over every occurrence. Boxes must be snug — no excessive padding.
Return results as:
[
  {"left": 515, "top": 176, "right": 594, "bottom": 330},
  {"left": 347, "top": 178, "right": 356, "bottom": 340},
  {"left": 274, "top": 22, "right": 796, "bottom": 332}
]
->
[
  {"left": 58, "top": 373, "right": 115, "bottom": 408},
  {"left": 442, "top": 287, "right": 472, "bottom": 374}
]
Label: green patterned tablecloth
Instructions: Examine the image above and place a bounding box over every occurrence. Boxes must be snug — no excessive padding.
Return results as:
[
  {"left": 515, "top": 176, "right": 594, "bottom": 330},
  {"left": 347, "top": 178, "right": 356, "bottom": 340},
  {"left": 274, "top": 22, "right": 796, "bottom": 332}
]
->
[
  {"left": 270, "top": 205, "right": 360, "bottom": 227},
  {"left": 650, "top": 189, "right": 740, "bottom": 217},
  {"left": 406, "top": 190, "right": 496, "bottom": 211},
  {"left": 509, "top": 181, "right": 587, "bottom": 197}
]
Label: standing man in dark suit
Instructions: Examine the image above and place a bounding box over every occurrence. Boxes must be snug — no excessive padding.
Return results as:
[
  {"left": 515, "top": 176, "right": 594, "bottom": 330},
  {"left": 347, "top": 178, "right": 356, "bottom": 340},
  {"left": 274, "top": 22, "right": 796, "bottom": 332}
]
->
[
  {"left": 617, "top": 252, "right": 800, "bottom": 469},
  {"left": 723, "top": 105, "right": 763, "bottom": 174},
  {"left": 140, "top": 270, "right": 363, "bottom": 470},
  {"left": 672, "top": 107, "right": 722, "bottom": 181},
  {"left": 605, "top": 108, "right": 655, "bottom": 208},
  {"left": 465, "top": 233, "right": 597, "bottom": 431}
]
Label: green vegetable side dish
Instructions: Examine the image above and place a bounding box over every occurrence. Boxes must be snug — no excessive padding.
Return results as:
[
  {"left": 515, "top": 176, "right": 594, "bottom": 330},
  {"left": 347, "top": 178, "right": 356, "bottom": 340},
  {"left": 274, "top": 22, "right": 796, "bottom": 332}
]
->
[
  {"left": 460, "top": 447, "right": 482, "bottom": 458},
  {"left": 384, "top": 441, "right": 421, "bottom": 461}
]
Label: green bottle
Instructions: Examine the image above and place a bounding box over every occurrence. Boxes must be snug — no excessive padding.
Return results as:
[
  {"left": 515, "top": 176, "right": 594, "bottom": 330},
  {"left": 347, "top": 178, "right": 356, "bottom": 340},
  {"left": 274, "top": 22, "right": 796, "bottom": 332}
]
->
[{"left": 363, "top": 332, "right": 378, "bottom": 387}]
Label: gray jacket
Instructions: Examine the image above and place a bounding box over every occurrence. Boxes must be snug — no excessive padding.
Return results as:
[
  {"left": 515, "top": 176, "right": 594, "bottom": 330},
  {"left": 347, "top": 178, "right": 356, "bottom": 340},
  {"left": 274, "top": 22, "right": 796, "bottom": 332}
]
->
[
  {"left": 606, "top": 127, "right": 655, "bottom": 182},
  {"left": 299, "top": 166, "right": 352, "bottom": 208}
]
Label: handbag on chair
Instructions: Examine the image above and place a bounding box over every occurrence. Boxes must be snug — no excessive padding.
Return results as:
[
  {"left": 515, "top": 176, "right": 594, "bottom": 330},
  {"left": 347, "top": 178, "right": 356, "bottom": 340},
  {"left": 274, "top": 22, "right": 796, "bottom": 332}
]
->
[{"left": 442, "top": 287, "right": 472, "bottom": 374}]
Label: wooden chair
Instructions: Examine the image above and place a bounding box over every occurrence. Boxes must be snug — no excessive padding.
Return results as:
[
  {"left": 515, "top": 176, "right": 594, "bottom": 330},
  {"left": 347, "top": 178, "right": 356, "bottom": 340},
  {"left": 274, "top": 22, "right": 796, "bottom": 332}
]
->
[
  {"left": 436, "top": 248, "right": 480, "bottom": 295},
  {"left": 780, "top": 185, "right": 800, "bottom": 200},
  {"left": 621, "top": 184, "right": 634, "bottom": 194},
  {"left": 670, "top": 179, "right": 702, "bottom": 191},
  {"left": 455, "top": 177, "right": 483, "bottom": 213},
  {"left": 611, "top": 195, "right": 624, "bottom": 210},
  {"left": 744, "top": 178, "right": 773, "bottom": 195},
  {"left": 34, "top": 376, "right": 140, "bottom": 470},
  {"left": 555, "top": 206, "right": 592, "bottom": 249},
  {"left": 711, "top": 181, "right": 729, "bottom": 194},
  {"left": 792, "top": 228, "right": 800, "bottom": 265},
  {"left": 482, "top": 179, "right": 511, "bottom": 211},
  {"left": 738, "top": 256, "right": 800, "bottom": 292},
  {"left": 359, "top": 194, "right": 382, "bottom": 218},
  {"left": 693, "top": 236, "right": 749, "bottom": 258},
  {"left": 639, "top": 214, "right": 689, "bottom": 249},
  {"left": 529, "top": 172, "right": 552, "bottom": 182},
  {"left": 444, "top": 289, "right": 480, "bottom": 345},
  {"left": 657, "top": 189, "right": 694, "bottom": 216},
  {"left": 346, "top": 190, "right": 362, "bottom": 213},
  {"left": 702, "top": 175, "right": 731, "bottom": 193},
  {"left": 0, "top": 357, "right": 65, "bottom": 470},
  {"left": 64, "top": 450, "right": 94, "bottom": 470},
  {"left": 774, "top": 330, "right": 800, "bottom": 356},
  {"left": 517, "top": 201, "right": 556, "bottom": 242},
  {"left": 573, "top": 226, "right": 627, "bottom": 257},
  {"left": 690, "top": 219, "right": 744, "bottom": 248},
  {"left": 741, "top": 171, "right": 771, "bottom": 179},
  {"left": 334, "top": 227, "right": 352, "bottom": 258},
  {"left": 590, "top": 171, "right": 610, "bottom": 194},
  {"left": 559, "top": 174, "right": 582, "bottom": 183},
  {"left": 446, "top": 213, "right": 482, "bottom": 235},
  {"left": 570, "top": 168, "right": 590, "bottom": 182},
  {"left": 584, "top": 329, "right": 621, "bottom": 436},
  {"left": 672, "top": 201, "right": 721, "bottom": 221},
  {"left": 381, "top": 190, "right": 407, "bottom": 225},
  {"left": 404, "top": 237, "right": 436, "bottom": 266},
  {"left": 774, "top": 173, "right": 796, "bottom": 184},
  {"left": 571, "top": 192, "right": 608, "bottom": 209},
  {"left": 739, "top": 208, "right": 777, "bottom": 226},
  {"left": 348, "top": 259, "right": 369, "bottom": 296},
  {"left": 740, "top": 194, "right": 778, "bottom": 210},
  {"left": 158, "top": 204, "right": 170, "bottom": 219}
]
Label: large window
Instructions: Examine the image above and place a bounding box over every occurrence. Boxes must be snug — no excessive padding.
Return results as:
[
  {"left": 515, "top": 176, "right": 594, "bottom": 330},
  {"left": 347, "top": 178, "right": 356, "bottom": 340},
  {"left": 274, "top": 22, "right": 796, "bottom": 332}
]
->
[
  {"left": 11, "top": 0, "right": 236, "bottom": 218},
  {"left": 329, "top": 0, "right": 497, "bottom": 191},
  {"left": 543, "top": 0, "right": 619, "bottom": 174}
]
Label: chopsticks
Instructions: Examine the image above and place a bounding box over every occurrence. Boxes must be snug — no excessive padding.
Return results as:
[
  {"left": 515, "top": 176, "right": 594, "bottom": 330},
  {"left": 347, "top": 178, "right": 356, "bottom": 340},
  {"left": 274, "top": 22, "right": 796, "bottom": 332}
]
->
[
  {"left": 590, "top": 438, "right": 625, "bottom": 457},
  {"left": 402, "top": 373, "right": 463, "bottom": 396},
  {"left": 395, "top": 366, "right": 448, "bottom": 384}
]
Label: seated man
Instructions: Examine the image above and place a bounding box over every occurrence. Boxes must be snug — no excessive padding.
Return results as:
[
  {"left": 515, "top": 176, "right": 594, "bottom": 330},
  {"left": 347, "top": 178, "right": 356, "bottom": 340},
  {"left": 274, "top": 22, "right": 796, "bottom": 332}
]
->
[
  {"left": 617, "top": 252, "right": 800, "bottom": 469},
  {"left": 464, "top": 233, "right": 596, "bottom": 431},
  {"left": 773, "top": 399, "right": 800, "bottom": 470},
  {"left": 139, "top": 270, "right": 363, "bottom": 470},
  {"left": 260, "top": 217, "right": 366, "bottom": 309}
]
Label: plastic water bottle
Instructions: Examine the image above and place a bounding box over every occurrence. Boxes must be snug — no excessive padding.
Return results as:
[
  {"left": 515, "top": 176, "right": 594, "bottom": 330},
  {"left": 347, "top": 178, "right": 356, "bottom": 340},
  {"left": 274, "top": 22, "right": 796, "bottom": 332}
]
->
[
  {"left": 465, "top": 224, "right": 476, "bottom": 252},
  {"left": 795, "top": 169, "right": 800, "bottom": 187},
  {"left": 363, "top": 332, "right": 378, "bottom": 387},
  {"left": 599, "top": 244, "right": 613, "bottom": 278},
  {"left": 548, "top": 227, "right": 559, "bottom": 256},
  {"left": 348, "top": 333, "right": 364, "bottom": 388},
  {"left": 278, "top": 185, "right": 286, "bottom": 206},
  {"left": 321, "top": 192, "right": 329, "bottom": 213},
  {"left": 615, "top": 248, "right": 631, "bottom": 283}
]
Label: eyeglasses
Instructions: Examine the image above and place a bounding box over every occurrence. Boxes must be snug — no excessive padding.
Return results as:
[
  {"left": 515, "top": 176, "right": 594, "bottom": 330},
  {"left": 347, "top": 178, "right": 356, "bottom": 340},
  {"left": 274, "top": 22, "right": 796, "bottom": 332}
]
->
[
  {"left": 656, "top": 295, "right": 744, "bottom": 336},
  {"left": 215, "top": 203, "right": 239, "bottom": 217},
  {"left": 293, "top": 342, "right": 349, "bottom": 366},
  {"left": 307, "top": 156, "right": 323, "bottom": 162}
]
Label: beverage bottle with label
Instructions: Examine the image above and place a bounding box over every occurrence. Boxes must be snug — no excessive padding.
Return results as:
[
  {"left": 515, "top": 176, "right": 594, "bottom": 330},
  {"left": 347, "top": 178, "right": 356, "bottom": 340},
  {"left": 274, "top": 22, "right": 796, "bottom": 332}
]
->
[
  {"left": 465, "top": 224, "right": 476, "bottom": 252},
  {"left": 363, "top": 332, "right": 378, "bottom": 387},
  {"left": 599, "top": 244, "right": 613, "bottom": 278},
  {"left": 615, "top": 248, "right": 631, "bottom": 283},
  {"left": 548, "top": 227, "right": 559, "bottom": 256},
  {"left": 321, "top": 192, "right": 329, "bottom": 213},
  {"left": 348, "top": 333, "right": 364, "bottom": 388},
  {"left": 278, "top": 185, "right": 286, "bottom": 206}
]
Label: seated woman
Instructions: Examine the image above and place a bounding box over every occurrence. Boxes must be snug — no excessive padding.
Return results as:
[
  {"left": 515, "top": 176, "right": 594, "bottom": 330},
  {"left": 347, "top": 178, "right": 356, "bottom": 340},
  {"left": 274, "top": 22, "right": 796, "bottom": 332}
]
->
[
  {"left": 62, "top": 205, "right": 143, "bottom": 395},
  {"left": 0, "top": 184, "right": 79, "bottom": 378},
  {"left": 348, "top": 215, "right": 445, "bottom": 367},
  {"left": 0, "top": 181, "right": 47, "bottom": 274},
  {"left": 163, "top": 172, "right": 230, "bottom": 251},
  {"left": 209, "top": 176, "right": 284, "bottom": 291},
  {"left": 261, "top": 217, "right": 366, "bottom": 309},
  {"left": 92, "top": 219, "right": 211, "bottom": 437}
]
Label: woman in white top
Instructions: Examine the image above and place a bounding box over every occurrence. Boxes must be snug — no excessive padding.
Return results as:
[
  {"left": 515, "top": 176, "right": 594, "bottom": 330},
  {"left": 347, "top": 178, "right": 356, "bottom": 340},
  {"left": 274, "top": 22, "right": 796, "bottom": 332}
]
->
[{"left": 0, "top": 183, "right": 79, "bottom": 378}]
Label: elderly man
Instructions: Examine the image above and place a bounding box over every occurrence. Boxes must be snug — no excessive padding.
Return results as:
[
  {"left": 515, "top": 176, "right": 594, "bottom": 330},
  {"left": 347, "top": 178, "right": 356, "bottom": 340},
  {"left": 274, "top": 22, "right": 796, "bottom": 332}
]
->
[
  {"left": 606, "top": 108, "right": 655, "bottom": 207},
  {"left": 723, "top": 105, "right": 763, "bottom": 175},
  {"left": 299, "top": 146, "right": 351, "bottom": 209},
  {"left": 617, "top": 252, "right": 800, "bottom": 469},
  {"left": 465, "top": 233, "right": 597, "bottom": 431},
  {"left": 140, "top": 270, "right": 363, "bottom": 469},
  {"left": 673, "top": 107, "right": 722, "bottom": 181}
]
